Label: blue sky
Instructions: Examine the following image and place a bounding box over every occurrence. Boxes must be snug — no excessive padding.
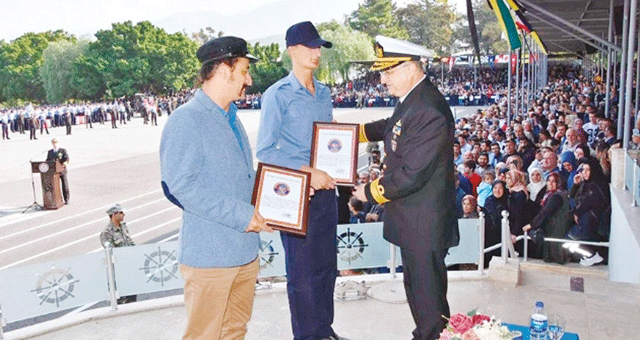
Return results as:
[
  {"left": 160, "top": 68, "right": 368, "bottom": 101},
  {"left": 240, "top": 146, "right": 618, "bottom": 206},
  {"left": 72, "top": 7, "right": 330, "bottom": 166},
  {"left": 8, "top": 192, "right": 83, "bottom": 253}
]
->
[{"left": 0, "top": 0, "right": 466, "bottom": 42}]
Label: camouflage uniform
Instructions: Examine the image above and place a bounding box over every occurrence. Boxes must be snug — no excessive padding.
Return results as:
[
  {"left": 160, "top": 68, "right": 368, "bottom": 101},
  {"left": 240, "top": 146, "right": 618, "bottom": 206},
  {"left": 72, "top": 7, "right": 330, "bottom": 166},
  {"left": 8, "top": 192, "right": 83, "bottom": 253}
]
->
[{"left": 100, "top": 221, "right": 135, "bottom": 248}]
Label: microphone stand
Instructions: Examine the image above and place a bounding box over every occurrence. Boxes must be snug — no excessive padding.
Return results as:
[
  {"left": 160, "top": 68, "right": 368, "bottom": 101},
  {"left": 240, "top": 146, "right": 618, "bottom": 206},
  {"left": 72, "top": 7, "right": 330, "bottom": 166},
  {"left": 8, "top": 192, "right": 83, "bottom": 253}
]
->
[{"left": 23, "top": 151, "right": 47, "bottom": 213}]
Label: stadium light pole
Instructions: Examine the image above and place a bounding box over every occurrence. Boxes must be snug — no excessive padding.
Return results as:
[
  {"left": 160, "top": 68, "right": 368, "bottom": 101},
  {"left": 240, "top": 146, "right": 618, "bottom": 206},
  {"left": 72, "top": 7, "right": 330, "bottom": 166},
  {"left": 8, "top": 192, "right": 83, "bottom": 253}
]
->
[
  {"left": 623, "top": 0, "right": 637, "bottom": 149},
  {"left": 604, "top": 0, "right": 614, "bottom": 118},
  {"left": 617, "top": 0, "right": 630, "bottom": 140}
]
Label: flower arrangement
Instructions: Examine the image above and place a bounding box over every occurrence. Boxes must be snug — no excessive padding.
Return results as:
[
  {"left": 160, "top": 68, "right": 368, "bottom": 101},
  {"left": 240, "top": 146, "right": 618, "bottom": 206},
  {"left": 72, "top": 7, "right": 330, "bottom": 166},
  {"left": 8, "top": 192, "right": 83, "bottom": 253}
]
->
[{"left": 439, "top": 310, "right": 518, "bottom": 340}]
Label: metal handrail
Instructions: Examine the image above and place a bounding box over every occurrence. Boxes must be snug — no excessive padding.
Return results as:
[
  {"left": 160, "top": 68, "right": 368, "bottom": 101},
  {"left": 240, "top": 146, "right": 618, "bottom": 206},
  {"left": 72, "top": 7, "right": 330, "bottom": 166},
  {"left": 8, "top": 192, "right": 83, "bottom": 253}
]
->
[{"left": 103, "top": 243, "right": 118, "bottom": 310}]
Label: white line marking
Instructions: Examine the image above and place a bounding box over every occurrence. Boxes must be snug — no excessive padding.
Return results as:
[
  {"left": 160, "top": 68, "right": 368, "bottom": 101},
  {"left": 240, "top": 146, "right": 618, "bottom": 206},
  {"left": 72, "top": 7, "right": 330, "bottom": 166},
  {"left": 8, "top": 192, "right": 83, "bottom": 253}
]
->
[
  {"left": 0, "top": 195, "right": 166, "bottom": 243},
  {"left": 159, "top": 233, "right": 180, "bottom": 243},
  {"left": 0, "top": 206, "right": 178, "bottom": 257}
]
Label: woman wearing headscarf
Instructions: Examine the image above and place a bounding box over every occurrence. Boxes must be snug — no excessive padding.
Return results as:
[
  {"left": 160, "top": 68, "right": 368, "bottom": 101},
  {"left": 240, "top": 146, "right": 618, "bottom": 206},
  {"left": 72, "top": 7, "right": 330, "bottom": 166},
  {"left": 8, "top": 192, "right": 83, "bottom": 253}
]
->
[
  {"left": 527, "top": 167, "right": 546, "bottom": 203},
  {"left": 567, "top": 157, "right": 610, "bottom": 266},
  {"left": 461, "top": 195, "right": 479, "bottom": 219},
  {"left": 573, "top": 143, "right": 593, "bottom": 163},
  {"left": 560, "top": 151, "right": 578, "bottom": 191},
  {"left": 527, "top": 167, "right": 547, "bottom": 218},
  {"left": 523, "top": 173, "right": 573, "bottom": 263},
  {"left": 483, "top": 180, "right": 509, "bottom": 265},
  {"left": 506, "top": 169, "right": 530, "bottom": 256}
]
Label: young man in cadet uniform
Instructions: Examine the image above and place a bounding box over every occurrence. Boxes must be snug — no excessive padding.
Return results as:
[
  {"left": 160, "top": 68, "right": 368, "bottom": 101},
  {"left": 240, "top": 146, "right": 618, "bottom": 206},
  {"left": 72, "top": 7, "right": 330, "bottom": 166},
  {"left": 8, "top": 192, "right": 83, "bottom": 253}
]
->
[{"left": 257, "top": 21, "right": 348, "bottom": 340}]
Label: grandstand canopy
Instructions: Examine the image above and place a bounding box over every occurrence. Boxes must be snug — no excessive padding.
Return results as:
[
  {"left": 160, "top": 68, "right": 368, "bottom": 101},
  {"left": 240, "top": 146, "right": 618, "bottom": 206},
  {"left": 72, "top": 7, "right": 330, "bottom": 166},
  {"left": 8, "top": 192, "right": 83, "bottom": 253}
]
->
[{"left": 518, "top": 0, "right": 631, "bottom": 55}]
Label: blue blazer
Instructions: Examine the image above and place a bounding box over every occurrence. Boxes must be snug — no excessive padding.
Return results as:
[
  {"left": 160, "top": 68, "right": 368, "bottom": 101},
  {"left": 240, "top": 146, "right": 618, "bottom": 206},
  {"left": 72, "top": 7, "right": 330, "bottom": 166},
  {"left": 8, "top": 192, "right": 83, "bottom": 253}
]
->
[{"left": 160, "top": 90, "right": 259, "bottom": 268}]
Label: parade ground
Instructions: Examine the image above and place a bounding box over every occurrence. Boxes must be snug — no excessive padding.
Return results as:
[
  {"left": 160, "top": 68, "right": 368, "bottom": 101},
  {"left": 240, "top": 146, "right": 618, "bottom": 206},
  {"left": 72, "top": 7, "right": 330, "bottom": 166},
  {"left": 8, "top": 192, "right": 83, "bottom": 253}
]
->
[{"left": 1, "top": 106, "right": 638, "bottom": 340}]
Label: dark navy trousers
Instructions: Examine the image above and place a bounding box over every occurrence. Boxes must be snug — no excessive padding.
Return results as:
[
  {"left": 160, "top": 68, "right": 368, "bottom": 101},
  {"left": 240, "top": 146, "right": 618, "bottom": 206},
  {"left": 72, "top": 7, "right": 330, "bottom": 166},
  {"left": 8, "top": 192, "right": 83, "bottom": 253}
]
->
[{"left": 280, "top": 189, "right": 338, "bottom": 340}]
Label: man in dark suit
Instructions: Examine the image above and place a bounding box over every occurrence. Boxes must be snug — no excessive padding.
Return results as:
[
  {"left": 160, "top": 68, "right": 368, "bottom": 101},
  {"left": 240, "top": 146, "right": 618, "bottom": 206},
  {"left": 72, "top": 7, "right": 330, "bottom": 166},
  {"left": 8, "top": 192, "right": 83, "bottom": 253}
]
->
[
  {"left": 46, "top": 138, "right": 70, "bottom": 204},
  {"left": 354, "top": 36, "right": 459, "bottom": 340}
]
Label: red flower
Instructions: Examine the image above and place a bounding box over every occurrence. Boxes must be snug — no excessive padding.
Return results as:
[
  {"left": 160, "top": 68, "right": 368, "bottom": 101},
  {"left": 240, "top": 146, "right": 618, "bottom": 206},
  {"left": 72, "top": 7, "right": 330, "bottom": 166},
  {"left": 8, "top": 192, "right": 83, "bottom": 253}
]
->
[
  {"left": 449, "top": 313, "right": 474, "bottom": 334},
  {"left": 471, "top": 314, "right": 490, "bottom": 326}
]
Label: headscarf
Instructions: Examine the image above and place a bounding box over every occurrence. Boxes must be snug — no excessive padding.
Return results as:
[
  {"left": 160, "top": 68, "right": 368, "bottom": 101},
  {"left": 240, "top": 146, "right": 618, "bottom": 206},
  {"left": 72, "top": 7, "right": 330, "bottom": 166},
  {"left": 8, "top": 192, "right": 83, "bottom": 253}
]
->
[
  {"left": 527, "top": 167, "right": 546, "bottom": 202},
  {"left": 578, "top": 156, "right": 606, "bottom": 184},
  {"left": 575, "top": 143, "right": 591, "bottom": 158},
  {"left": 540, "top": 172, "right": 561, "bottom": 207},
  {"left": 462, "top": 194, "right": 479, "bottom": 218},
  {"left": 483, "top": 180, "right": 509, "bottom": 227},
  {"left": 506, "top": 169, "right": 529, "bottom": 197},
  {"left": 560, "top": 151, "right": 577, "bottom": 170}
]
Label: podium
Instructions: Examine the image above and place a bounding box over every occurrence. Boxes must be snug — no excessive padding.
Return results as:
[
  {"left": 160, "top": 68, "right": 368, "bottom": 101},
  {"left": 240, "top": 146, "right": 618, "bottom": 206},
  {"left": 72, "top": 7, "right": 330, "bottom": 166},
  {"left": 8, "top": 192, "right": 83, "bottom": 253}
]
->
[{"left": 31, "top": 161, "right": 65, "bottom": 210}]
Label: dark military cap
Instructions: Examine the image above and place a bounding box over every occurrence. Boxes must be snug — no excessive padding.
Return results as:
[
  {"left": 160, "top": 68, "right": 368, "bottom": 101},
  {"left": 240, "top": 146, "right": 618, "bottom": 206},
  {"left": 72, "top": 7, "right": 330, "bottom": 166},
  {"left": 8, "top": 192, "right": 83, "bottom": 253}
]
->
[
  {"left": 286, "top": 21, "right": 332, "bottom": 48},
  {"left": 196, "top": 36, "right": 259, "bottom": 65}
]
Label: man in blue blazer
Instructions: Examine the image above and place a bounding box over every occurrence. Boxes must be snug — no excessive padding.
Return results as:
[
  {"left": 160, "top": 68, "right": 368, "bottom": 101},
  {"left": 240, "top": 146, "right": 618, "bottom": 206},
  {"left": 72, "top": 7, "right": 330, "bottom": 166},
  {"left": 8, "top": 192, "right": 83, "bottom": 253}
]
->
[{"left": 160, "top": 36, "right": 272, "bottom": 340}]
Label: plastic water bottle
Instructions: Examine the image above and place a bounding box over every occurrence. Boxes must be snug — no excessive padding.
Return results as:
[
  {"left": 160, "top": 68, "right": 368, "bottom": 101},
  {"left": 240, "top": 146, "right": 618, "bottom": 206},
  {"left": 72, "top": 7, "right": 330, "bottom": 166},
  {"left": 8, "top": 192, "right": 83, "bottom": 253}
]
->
[{"left": 530, "top": 301, "right": 548, "bottom": 340}]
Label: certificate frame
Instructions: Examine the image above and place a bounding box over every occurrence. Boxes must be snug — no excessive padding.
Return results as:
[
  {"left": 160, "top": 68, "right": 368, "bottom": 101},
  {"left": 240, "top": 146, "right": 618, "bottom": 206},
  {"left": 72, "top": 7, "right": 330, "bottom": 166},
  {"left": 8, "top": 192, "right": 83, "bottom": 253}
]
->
[
  {"left": 252, "top": 163, "right": 311, "bottom": 236},
  {"left": 310, "top": 122, "right": 359, "bottom": 186}
]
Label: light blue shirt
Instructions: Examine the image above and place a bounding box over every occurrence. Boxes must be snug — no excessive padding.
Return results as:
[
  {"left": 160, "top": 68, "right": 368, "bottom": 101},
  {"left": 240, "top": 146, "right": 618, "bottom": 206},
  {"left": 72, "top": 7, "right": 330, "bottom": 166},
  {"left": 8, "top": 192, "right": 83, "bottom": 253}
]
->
[{"left": 257, "top": 72, "right": 333, "bottom": 170}]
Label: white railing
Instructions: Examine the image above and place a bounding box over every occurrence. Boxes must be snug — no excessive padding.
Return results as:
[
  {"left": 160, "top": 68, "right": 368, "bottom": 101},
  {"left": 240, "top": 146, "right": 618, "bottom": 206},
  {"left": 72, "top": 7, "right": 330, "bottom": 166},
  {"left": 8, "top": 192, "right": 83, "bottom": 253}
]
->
[{"left": 0, "top": 218, "right": 486, "bottom": 336}]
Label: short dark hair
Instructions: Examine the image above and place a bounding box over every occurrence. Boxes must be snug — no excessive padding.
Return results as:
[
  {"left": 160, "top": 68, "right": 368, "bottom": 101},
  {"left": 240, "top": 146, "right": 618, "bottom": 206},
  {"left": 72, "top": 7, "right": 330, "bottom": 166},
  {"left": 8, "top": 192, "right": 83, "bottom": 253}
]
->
[
  {"left": 349, "top": 196, "right": 363, "bottom": 212},
  {"left": 196, "top": 57, "right": 240, "bottom": 86},
  {"left": 464, "top": 160, "right": 476, "bottom": 170}
]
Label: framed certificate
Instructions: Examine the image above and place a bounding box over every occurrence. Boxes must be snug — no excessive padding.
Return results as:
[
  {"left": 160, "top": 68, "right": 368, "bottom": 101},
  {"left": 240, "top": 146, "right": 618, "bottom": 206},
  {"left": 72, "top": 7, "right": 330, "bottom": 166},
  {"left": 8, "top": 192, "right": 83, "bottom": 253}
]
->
[
  {"left": 252, "top": 163, "right": 311, "bottom": 235},
  {"left": 310, "top": 122, "right": 359, "bottom": 185}
]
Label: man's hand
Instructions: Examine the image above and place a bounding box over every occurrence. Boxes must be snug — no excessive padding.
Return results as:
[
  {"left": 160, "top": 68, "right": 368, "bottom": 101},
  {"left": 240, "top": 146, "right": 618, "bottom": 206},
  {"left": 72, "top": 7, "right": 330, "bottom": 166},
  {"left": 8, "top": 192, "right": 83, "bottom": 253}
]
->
[
  {"left": 245, "top": 211, "right": 273, "bottom": 233},
  {"left": 365, "top": 213, "right": 379, "bottom": 222},
  {"left": 353, "top": 184, "right": 367, "bottom": 201},
  {"left": 522, "top": 224, "right": 532, "bottom": 232},
  {"left": 301, "top": 166, "right": 336, "bottom": 190},
  {"left": 573, "top": 173, "right": 582, "bottom": 185}
]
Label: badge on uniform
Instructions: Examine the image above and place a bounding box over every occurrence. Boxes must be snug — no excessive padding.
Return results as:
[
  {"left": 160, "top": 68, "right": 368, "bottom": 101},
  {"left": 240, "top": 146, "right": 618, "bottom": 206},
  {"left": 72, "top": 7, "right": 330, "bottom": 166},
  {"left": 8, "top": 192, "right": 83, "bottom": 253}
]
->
[{"left": 391, "top": 120, "right": 402, "bottom": 152}]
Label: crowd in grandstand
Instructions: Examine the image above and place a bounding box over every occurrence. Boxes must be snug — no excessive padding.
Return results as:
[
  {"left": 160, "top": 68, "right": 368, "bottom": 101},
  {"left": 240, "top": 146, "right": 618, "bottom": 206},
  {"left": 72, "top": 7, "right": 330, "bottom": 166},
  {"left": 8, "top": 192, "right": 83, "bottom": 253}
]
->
[{"left": 346, "top": 63, "right": 639, "bottom": 268}]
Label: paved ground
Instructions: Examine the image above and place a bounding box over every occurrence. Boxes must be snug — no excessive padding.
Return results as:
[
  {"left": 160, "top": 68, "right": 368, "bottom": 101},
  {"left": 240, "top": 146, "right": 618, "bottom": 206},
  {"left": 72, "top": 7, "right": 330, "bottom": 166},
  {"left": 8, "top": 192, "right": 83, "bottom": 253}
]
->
[{"left": 4, "top": 263, "right": 639, "bottom": 340}]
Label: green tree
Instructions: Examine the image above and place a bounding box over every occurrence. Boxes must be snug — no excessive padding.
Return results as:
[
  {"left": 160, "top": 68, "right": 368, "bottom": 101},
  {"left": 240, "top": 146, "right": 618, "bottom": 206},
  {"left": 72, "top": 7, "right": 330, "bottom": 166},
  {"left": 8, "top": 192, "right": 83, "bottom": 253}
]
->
[
  {"left": 0, "top": 30, "right": 75, "bottom": 104},
  {"left": 84, "top": 21, "right": 199, "bottom": 98},
  {"left": 453, "top": 0, "right": 508, "bottom": 54},
  {"left": 347, "top": 0, "right": 409, "bottom": 39},
  {"left": 247, "top": 42, "right": 288, "bottom": 94},
  {"left": 396, "top": 0, "right": 457, "bottom": 56},
  {"left": 191, "top": 27, "right": 224, "bottom": 45},
  {"left": 281, "top": 21, "right": 376, "bottom": 85},
  {"left": 316, "top": 21, "right": 375, "bottom": 84},
  {"left": 40, "top": 40, "right": 89, "bottom": 103}
]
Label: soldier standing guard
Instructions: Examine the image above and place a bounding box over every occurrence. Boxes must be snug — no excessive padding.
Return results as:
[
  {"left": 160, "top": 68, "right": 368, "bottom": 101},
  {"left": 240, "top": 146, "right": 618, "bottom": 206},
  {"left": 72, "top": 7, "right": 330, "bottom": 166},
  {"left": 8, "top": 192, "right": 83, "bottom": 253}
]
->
[{"left": 100, "top": 203, "right": 137, "bottom": 303}]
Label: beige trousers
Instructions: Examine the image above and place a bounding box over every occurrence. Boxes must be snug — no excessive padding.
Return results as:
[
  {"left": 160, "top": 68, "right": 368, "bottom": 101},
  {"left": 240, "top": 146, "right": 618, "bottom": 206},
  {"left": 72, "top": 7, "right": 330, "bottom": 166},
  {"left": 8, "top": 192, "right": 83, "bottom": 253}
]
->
[{"left": 180, "top": 258, "right": 259, "bottom": 340}]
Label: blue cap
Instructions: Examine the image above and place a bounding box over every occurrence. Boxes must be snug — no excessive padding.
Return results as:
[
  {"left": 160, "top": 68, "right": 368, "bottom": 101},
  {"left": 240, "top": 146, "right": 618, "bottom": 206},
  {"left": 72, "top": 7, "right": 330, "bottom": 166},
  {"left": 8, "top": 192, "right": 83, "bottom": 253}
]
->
[
  {"left": 285, "top": 21, "right": 332, "bottom": 48},
  {"left": 535, "top": 301, "right": 544, "bottom": 307}
]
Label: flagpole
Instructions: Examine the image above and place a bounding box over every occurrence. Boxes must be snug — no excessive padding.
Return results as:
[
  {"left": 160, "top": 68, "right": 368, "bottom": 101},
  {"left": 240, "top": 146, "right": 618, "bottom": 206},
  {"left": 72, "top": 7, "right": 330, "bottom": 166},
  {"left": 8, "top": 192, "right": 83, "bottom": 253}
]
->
[
  {"left": 515, "top": 48, "right": 520, "bottom": 118},
  {"left": 441, "top": 59, "right": 444, "bottom": 89},
  {"left": 508, "top": 50, "right": 512, "bottom": 127}
]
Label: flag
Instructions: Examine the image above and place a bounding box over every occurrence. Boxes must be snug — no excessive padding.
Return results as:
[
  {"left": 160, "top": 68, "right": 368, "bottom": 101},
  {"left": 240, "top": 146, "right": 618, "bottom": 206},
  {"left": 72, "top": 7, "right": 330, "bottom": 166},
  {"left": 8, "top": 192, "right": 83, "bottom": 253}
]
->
[
  {"left": 487, "top": 0, "right": 521, "bottom": 50},
  {"left": 505, "top": 0, "right": 548, "bottom": 54},
  {"left": 488, "top": 55, "right": 495, "bottom": 68},
  {"left": 449, "top": 57, "right": 455, "bottom": 72}
]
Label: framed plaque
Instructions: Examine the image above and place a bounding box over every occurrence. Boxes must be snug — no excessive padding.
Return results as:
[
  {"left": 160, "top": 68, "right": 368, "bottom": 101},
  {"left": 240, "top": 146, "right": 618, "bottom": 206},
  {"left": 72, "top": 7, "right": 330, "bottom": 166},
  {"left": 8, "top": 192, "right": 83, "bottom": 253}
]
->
[
  {"left": 252, "top": 163, "right": 311, "bottom": 235},
  {"left": 310, "top": 122, "right": 359, "bottom": 185}
]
